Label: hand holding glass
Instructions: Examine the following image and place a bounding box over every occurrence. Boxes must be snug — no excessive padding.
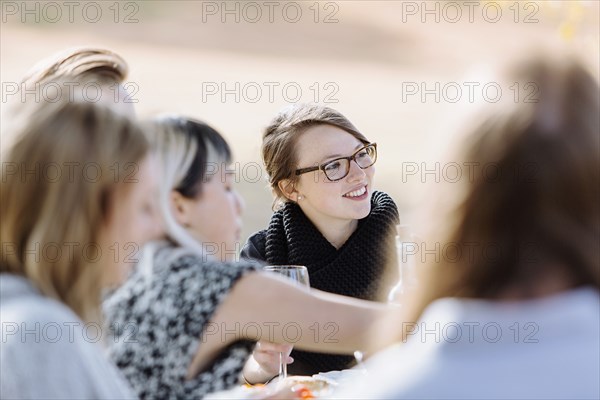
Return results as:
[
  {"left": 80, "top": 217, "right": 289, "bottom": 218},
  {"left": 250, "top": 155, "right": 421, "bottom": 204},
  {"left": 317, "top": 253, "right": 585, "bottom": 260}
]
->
[{"left": 262, "top": 265, "right": 310, "bottom": 380}]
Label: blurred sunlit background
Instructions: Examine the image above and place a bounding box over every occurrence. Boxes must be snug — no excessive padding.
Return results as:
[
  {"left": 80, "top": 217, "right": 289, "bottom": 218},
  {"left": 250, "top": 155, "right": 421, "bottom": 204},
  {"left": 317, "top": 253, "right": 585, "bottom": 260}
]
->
[{"left": 2, "top": 0, "right": 598, "bottom": 243}]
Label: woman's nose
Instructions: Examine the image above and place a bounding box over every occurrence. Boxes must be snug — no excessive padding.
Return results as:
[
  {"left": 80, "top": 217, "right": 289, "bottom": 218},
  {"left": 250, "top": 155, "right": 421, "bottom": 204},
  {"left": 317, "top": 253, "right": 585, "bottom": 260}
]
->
[
  {"left": 235, "top": 191, "right": 245, "bottom": 215},
  {"left": 346, "top": 160, "right": 366, "bottom": 182}
]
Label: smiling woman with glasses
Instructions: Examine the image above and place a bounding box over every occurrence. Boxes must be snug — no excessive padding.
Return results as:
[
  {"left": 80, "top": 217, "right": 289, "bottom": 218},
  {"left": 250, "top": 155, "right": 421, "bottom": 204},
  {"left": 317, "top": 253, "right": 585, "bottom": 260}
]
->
[{"left": 241, "top": 104, "right": 399, "bottom": 377}]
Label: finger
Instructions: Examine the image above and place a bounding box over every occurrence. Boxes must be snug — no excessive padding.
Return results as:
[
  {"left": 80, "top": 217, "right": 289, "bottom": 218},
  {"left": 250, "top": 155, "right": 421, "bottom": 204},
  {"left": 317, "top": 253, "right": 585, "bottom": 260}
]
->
[
  {"left": 258, "top": 342, "right": 293, "bottom": 353},
  {"left": 254, "top": 352, "right": 280, "bottom": 365},
  {"left": 282, "top": 344, "right": 294, "bottom": 356}
]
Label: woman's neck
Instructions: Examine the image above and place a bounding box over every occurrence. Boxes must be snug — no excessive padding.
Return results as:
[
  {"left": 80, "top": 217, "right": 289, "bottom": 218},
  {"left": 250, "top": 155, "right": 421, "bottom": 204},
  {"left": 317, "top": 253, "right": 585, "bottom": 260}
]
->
[{"left": 310, "top": 217, "right": 358, "bottom": 250}]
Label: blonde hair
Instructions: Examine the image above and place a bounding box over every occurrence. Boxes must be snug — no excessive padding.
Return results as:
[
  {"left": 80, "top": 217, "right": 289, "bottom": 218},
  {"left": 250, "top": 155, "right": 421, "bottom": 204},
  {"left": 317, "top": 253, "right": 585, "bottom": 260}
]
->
[
  {"left": 0, "top": 98, "right": 149, "bottom": 323},
  {"left": 6, "top": 48, "right": 133, "bottom": 131},
  {"left": 137, "top": 116, "right": 232, "bottom": 272},
  {"left": 21, "top": 47, "right": 128, "bottom": 88},
  {"left": 149, "top": 117, "right": 202, "bottom": 256}
]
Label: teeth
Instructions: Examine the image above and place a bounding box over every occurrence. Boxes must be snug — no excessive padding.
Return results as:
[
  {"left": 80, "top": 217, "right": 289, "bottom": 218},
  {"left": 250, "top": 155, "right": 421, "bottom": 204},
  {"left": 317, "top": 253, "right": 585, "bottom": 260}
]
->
[{"left": 344, "top": 186, "right": 366, "bottom": 198}]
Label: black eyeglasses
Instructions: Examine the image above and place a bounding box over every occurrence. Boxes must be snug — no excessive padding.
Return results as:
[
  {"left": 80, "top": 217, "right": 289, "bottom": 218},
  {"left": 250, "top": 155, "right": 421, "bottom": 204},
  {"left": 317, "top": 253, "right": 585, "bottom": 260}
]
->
[{"left": 295, "top": 143, "right": 377, "bottom": 182}]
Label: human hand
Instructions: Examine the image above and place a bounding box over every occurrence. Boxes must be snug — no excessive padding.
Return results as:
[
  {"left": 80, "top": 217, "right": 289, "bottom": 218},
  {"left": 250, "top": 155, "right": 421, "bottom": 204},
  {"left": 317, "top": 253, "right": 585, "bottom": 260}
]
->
[{"left": 253, "top": 341, "right": 294, "bottom": 376}]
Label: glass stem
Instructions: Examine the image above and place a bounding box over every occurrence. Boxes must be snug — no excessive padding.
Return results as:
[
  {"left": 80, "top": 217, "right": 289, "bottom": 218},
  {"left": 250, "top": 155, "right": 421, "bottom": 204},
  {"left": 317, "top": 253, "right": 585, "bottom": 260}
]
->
[{"left": 280, "top": 351, "right": 287, "bottom": 379}]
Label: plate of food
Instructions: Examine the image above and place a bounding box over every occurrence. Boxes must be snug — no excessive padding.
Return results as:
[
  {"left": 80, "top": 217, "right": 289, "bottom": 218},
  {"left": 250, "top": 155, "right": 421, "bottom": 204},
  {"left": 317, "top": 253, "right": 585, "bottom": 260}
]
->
[
  {"left": 205, "top": 375, "right": 336, "bottom": 399},
  {"left": 285, "top": 375, "right": 338, "bottom": 397}
]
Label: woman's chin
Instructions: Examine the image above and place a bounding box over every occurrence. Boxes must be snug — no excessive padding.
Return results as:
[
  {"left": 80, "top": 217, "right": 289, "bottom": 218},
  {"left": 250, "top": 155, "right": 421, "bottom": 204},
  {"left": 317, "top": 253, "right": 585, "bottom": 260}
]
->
[
  {"left": 354, "top": 202, "right": 372, "bottom": 219},
  {"left": 357, "top": 209, "right": 371, "bottom": 219},
  {"left": 344, "top": 206, "right": 371, "bottom": 221}
]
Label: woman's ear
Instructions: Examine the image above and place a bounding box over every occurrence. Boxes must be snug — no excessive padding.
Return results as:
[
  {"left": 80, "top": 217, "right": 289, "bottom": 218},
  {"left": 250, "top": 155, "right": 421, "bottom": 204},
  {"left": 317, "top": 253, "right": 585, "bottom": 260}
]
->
[
  {"left": 170, "top": 190, "right": 190, "bottom": 226},
  {"left": 277, "top": 179, "right": 299, "bottom": 202}
]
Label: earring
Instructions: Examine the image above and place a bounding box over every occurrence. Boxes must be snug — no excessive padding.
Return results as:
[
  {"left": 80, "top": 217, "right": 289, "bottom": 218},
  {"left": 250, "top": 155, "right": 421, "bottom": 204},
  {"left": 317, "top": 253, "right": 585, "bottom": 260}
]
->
[{"left": 297, "top": 195, "right": 303, "bottom": 201}]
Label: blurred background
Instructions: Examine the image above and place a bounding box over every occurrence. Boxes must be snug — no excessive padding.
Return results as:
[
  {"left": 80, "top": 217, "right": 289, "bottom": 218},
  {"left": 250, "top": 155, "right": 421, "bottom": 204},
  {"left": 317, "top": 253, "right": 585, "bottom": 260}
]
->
[{"left": 2, "top": 0, "right": 599, "bottom": 244}]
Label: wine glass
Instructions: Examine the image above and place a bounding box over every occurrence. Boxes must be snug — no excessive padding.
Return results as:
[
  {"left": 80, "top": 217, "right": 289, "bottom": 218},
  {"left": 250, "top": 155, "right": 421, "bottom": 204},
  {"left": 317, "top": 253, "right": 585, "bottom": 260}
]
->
[
  {"left": 263, "top": 265, "right": 310, "bottom": 380},
  {"left": 388, "top": 225, "right": 418, "bottom": 305}
]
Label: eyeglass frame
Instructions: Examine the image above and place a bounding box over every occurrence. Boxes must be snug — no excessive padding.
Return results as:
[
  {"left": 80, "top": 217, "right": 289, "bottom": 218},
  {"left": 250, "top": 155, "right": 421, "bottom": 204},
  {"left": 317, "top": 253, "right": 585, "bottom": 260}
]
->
[{"left": 294, "top": 143, "right": 378, "bottom": 182}]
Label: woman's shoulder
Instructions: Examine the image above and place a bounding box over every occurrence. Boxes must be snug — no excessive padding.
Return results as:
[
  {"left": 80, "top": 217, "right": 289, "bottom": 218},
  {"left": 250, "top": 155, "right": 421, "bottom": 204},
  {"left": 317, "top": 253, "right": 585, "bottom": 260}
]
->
[
  {"left": 138, "top": 241, "right": 259, "bottom": 276},
  {"left": 104, "top": 250, "right": 262, "bottom": 337},
  {"left": 129, "top": 246, "right": 261, "bottom": 296},
  {"left": 371, "top": 190, "right": 398, "bottom": 208},
  {"left": 369, "top": 190, "right": 399, "bottom": 224},
  {"left": 0, "top": 273, "right": 80, "bottom": 328},
  {"left": 1, "top": 275, "right": 134, "bottom": 399},
  {"left": 240, "top": 230, "right": 267, "bottom": 261},
  {"left": 104, "top": 243, "right": 262, "bottom": 319},
  {"left": 165, "top": 251, "right": 261, "bottom": 276}
]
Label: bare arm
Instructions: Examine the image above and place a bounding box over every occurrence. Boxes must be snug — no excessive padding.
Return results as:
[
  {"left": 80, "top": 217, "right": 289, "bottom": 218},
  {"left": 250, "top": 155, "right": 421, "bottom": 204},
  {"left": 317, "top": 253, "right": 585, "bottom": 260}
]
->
[{"left": 187, "top": 272, "right": 404, "bottom": 378}]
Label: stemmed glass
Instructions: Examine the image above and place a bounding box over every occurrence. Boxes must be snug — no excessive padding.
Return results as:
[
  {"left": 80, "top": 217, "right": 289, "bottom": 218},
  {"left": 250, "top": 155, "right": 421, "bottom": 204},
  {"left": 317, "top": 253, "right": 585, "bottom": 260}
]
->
[
  {"left": 263, "top": 265, "right": 310, "bottom": 380},
  {"left": 388, "top": 225, "right": 418, "bottom": 305}
]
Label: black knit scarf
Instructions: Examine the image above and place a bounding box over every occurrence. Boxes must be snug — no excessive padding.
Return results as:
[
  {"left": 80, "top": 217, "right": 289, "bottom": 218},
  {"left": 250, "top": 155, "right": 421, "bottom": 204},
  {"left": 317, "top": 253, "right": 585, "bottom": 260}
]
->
[{"left": 264, "top": 191, "right": 399, "bottom": 374}]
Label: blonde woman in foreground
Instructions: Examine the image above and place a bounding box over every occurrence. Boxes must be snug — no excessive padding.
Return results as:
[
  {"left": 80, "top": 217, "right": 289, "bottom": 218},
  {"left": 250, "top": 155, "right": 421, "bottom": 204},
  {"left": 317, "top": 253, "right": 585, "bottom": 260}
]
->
[
  {"left": 334, "top": 55, "right": 600, "bottom": 399},
  {"left": 0, "top": 97, "right": 161, "bottom": 398}
]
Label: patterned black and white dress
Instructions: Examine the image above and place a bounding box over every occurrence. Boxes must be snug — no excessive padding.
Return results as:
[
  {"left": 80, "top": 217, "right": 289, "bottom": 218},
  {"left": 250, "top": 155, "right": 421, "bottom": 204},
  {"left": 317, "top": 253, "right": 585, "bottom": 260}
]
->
[{"left": 104, "top": 242, "right": 260, "bottom": 399}]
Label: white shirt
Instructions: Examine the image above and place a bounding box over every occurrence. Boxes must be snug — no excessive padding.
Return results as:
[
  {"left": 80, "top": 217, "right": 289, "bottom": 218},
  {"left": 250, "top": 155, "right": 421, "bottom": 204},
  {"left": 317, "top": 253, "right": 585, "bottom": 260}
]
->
[
  {"left": 1, "top": 274, "right": 135, "bottom": 399},
  {"left": 334, "top": 287, "right": 600, "bottom": 399}
]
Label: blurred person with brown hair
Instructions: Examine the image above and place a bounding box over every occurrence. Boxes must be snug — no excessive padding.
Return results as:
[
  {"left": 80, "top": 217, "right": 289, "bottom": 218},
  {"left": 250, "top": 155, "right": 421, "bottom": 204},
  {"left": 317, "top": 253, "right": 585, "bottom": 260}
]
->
[
  {"left": 19, "top": 46, "right": 134, "bottom": 116},
  {"left": 241, "top": 104, "right": 399, "bottom": 375},
  {"left": 333, "top": 55, "right": 600, "bottom": 399},
  {"left": 0, "top": 93, "right": 162, "bottom": 398},
  {"left": 103, "top": 115, "right": 405, "bottom": 399}
]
